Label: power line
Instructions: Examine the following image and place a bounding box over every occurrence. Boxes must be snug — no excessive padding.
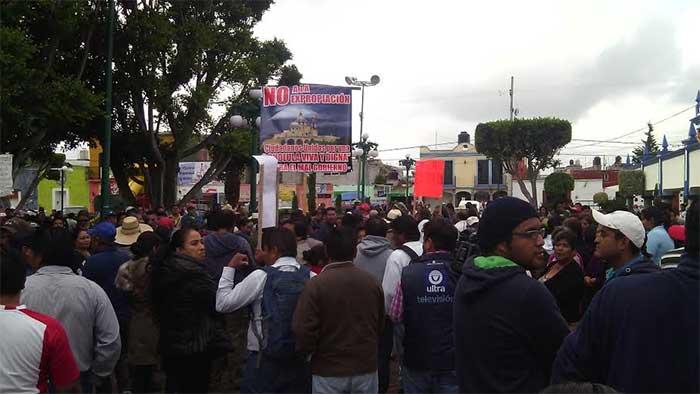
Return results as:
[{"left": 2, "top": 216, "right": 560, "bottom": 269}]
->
[
  {"left": 566, "top": 105, "right": 695, "bottom": 150},
  {"left": 379, "top": 137, "right": 642, "bottom": 153},
  {"left": 377, "top": 104, "right": 695, "bottom": 154}
]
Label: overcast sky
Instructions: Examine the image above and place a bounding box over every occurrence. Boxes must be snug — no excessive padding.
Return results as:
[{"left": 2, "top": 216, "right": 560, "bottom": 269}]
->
[{"left": 254, "top": 0, "right": 699, "bottom": 167}]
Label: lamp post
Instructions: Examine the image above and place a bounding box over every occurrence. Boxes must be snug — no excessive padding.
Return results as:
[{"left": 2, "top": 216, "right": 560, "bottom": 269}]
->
[
  {"left": 351, "top": 133, "right": 378, "bottom": 202},
  {"left": 51, "top": 166, "right": 74, "bottom": 213},
  {"left": 345, "top": 75, "right": 380, "bottom": 200},
  {"left": 100, "top": 0, "right": 115, "bottom": 216},
  {"left": 230, "top": 88, "right": 262, "bottom": 213},
  {"left": 399, "top": 154, "right": 416, "bottom": 209}
]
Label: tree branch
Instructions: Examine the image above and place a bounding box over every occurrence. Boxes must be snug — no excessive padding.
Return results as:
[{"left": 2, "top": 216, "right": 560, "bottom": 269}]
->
[
  {"left": 177, "top": 156, "right": 231, "bottom": 207},
  {"left": 77, "top": 20, "right": 95, "bottom": 80}
]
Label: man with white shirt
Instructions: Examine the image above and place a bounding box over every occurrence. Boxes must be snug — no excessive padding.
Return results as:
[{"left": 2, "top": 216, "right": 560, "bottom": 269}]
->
[
  {"left": 382, "top": 216, "right": 423, "bottom": 312},
  {"left": 382, "top": 215, "right": 423, "bottom": 368},
  {"left": 216, "top": 227, "right": 313, "bottom": 393}
]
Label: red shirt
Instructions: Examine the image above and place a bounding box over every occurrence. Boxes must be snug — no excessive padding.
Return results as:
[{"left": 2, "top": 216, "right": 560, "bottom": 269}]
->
[{"left": 0, "top": 305, "right": 79, "bottom": 393}]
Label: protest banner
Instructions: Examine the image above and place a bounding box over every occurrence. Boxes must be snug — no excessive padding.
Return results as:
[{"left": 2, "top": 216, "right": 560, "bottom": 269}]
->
[
  {"left": 414, "top": 160, "right": 445, "bottom": 198},
  {"left": 260, "top": 84, "right": 352, "bottom": 173}
]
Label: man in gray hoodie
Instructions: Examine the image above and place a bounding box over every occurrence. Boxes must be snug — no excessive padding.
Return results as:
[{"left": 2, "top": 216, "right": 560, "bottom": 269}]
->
[
  {"left": 354, "top": 217, "right": 394, "bottom": 393},
  {"left": 355, "top": 218, "right": 393, "bottom": 283}
]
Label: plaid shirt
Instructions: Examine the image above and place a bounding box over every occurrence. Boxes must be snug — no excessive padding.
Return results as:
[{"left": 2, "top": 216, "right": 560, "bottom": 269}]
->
[{"left": 388, "top": 281, "right": 404, "bottom": 323}]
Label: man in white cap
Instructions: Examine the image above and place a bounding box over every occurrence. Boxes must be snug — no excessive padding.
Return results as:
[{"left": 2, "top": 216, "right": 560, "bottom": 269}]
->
[
  {"left": 552, "top": 201, "right": 699, "bottom": 392},
  {"left": 590, "top": 210, "right": 659, "bottom": 283}
]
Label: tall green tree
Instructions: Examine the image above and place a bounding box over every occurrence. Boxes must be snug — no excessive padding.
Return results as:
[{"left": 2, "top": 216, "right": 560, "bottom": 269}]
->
[
  {"left": 0, "top": 1, "right": 103, "bottom": 207},
  {"left": 475, "top": 118, "right": 572, "bottom": 207},
  {"left": 632, "top": 123, "right": 660, "bottom": 165},
  {"left": 91, "top": 0, "right": 296, "bottom": 207}
]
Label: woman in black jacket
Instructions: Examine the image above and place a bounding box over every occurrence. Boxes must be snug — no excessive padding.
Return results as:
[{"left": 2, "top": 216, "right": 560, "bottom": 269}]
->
[
  {"left": 150, "top": 227, "right": 228, "bottom": 393},
  {"left": 539, "top": 228, "right": 584, "bottom": 324}
]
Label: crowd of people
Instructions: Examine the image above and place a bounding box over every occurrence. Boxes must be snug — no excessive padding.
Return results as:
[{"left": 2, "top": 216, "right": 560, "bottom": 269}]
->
[{"left": 0, "top": 195, "right": 697, "bottom": 394}]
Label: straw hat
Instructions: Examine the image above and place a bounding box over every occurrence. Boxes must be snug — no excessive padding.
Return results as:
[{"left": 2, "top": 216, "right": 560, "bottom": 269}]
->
[{"left": 116, "top": 216, "right": 153, "bottom": 246}]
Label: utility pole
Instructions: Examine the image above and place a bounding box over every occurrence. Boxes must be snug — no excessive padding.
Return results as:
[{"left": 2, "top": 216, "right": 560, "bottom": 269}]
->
[
  {"left": 100, "top": 0, "right": 115, "bottom": 216},
  {"left": 509, "top": 75, "right": 514, "bottom": 121}
]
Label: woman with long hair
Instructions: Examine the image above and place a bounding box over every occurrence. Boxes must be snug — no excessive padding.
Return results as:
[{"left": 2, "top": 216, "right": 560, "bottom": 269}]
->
[{"left": 149, "top": 227, "right": 229, "bottom": 393}]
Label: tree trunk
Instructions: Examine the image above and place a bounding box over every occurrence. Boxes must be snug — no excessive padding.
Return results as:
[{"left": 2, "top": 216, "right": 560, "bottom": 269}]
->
[
  {"left": 162, "top": 154, "right": 178, "bottom": 208},
  {"left": 178, "top": 157, "right": 231, "bottom": 207},
  {"left": 529, "top": 176, "right": 539, "bottom": 208},
  {"left": 515, "top": 178, "right": 535, "bottom": 207},
  {"left": 15, "top": 166, "right": 46, "bottom": 210},
  {"left": 110, "top": 155, "right": 137, "bottom": 206},
  {"left": 224, "top": 167, "right": 242, "bottom": 206}
]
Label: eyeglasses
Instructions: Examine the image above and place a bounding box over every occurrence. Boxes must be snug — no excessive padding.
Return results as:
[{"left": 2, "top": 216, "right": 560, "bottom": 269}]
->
[{"left": 512, "top": 228, "right": 546, "bottom": 240}]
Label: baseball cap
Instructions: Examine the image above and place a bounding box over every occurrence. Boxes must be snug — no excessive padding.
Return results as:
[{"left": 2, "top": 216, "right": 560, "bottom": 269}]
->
[
  {"left": 466, "top": 216, "right": 480, "bottom": 227},
  {"left": 88, "top": 221, "right": 117, "bottom": 241},
  {"left": 668, "top": 224, "right": 685, "bottom": 242},
  {"left": 157, "top": 216, "right": 175, "bottom": 230},
  {"left": 386, "top": 209, "right": 403, "bottom": 223},
  {"left": 591, "top": 210, "right": 645, "bottom": 248}
]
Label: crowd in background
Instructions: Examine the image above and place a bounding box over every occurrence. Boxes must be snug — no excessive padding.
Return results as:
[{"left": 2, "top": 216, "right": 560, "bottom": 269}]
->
[{"left": 0, "top": 195, "right": 697, "bottom": 394}]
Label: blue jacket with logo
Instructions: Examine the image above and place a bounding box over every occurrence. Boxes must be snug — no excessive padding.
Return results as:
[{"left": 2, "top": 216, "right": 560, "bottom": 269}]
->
[{"left": 401, "top": 251, "right": 459, "bottom": 371}]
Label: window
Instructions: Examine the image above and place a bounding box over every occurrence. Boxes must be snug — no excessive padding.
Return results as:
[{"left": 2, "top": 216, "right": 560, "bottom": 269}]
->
[
  {"left": 477, "top": 160, "right": 490, "bottom": 184},
  {"left": 444, "top": 160, "right": 454, "bottom": 185},
  {"left": 491, "top": 160, "right": 503, "bottom": 185}
]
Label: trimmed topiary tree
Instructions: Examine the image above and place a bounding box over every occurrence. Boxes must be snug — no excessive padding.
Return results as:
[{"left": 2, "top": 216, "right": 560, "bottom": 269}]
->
[
  {"left": 593, "top": 192, "right": 609, "bottom": 205},
  {"left": 475, "top": 117, "right": 572, "bottom": 207},
  {"left": 544, "top": 172, "right": 575, "bottom": 208},
  {"left": 619, "top": 170, "right": 645, "bottom": 197}
]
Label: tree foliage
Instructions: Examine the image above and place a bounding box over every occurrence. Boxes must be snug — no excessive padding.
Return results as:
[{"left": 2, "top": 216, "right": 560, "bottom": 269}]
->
[
  {"left": 593, "top": 192, "right": 609, "bottom": 205},
  {"left": 306, "top": 173, "right": 316, "bottom": 213},
  {"left": 544, "top": 172, "right": 574, "bottom": 208},
  {"left": 599, "top": 197, "right": 628, "bottom": 213},
  {"left": 85, "top": 0, "right": 296, "bottom": 207},
  {"left": 632, "top": 123, "right": 660, "bottom": 165},
  {"left": 0, "top": 1, "right": 103, "bottom": 179},
  {"left": 618, "top": 170, "right": 645, "bottom": 197},
  {"left": 544, "top": 172, "right": 574, "bottom": 196},
  {"left": 475, "top": 117, "right": 572, "bottom": 207}
]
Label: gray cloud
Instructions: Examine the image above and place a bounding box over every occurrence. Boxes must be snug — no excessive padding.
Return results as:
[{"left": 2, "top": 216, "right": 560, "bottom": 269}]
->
[{"left": 414, "top": 18, "right": 691, "bottom": 124}]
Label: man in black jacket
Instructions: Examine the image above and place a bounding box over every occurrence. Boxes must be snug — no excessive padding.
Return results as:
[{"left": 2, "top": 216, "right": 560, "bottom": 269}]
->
[
  {"left": 552, "top": 199, "right": 699, "bottom": 393},
  {"left": 453, "top": 197, "right": 569, "bottom": 393}
]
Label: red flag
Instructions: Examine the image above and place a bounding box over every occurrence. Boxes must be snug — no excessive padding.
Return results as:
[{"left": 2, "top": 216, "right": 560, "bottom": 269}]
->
[{"left": 414, "top": 160, "right": 445, "bottom": 198}]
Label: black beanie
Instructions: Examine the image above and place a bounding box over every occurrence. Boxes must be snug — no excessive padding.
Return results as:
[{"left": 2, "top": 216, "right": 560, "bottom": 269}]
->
[{"left": 477, "top": 197, "right": 539, "bottom": 252}]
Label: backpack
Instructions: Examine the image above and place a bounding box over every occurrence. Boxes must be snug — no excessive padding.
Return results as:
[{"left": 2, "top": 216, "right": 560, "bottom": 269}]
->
[
  {"left": 400, "top": 244, "right": 420, "bottom": 263},
  {"left": 251, "top": 265, "right": 310, "bottom": 363},
  {"left": 454, "top": 230, "right": 480, "bottom": 267}
]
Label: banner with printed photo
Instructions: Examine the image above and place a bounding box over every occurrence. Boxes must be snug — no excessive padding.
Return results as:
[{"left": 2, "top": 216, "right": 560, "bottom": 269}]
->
[{"left": 260, "top": 84, "right": 352, "bottom": 173}]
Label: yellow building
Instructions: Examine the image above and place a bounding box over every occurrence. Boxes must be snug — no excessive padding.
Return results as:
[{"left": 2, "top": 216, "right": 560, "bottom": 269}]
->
[{"left": 419, "top": 131, "right": 508, "bottom": 205}]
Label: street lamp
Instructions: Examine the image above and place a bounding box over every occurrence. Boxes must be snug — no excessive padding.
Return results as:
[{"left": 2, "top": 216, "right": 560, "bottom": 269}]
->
[
  {"left": 399, "top": 154, "right": 416, "bottom": 209},
  {"left": 230, "top": 88, "right": 263, "bottom": 213},
  {"left": 50, "top": 165, "right": 74, "bottom": 213},
  {"left": 346, "top": 75, "right": 380, "bottom": 203},
  {"left": 345, "top": 75, "right": 380, "bottom": 143},
  {"left": 351, "top": 133, "right": 379, "bottom": 202}
]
